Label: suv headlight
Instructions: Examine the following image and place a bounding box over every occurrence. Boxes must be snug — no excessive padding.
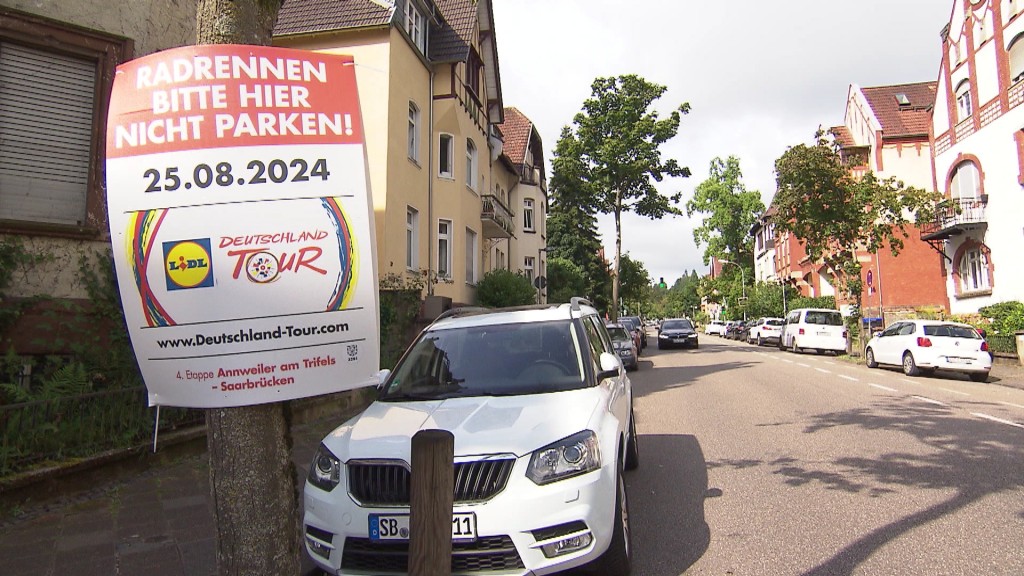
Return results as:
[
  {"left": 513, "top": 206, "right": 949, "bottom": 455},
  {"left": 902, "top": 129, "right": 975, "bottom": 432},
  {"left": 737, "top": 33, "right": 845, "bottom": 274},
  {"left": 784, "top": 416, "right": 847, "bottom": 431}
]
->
[
  {"left": 527, "top": 430, "right": 601, "bottom": 485},
  {"left": 308, "top": 443, "right": 341, "bottom": 492}
]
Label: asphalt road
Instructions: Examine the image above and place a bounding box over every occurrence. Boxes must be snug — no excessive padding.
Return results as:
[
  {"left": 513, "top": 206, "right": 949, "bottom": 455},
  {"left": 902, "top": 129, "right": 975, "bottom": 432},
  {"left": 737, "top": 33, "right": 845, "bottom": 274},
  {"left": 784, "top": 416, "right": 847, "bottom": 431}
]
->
[{"left": 626, "top": 335, "right": 1024, "bottom": 575}]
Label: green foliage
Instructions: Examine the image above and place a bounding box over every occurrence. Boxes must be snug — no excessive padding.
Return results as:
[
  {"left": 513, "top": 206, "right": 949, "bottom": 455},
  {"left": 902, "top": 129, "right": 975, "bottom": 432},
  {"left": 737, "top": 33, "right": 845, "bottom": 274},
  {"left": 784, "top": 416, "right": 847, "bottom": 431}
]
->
[
  {"left": 545, "top": 191, "right": 611, "bottom": 311},
  {"left": 553, "top": 74, "right": 690, "bottom": 314},
  {"left": 788, "top": 295, "right": 837, "bottom": 311},
  {"left": 617, "top": 254, "right": 650, "bottom": 316},
  {"left": 546, "top": 257, "right": 587, "bottom": 305},
  {"left": 773, "top": 130, "right": 941, "bottom": 304},
  {"left": 686, "top": 156, "right": 765, "bottom": 269},
  {"left": 378, "top": 271, "right": 432, "bottom": 369},
  {"left": 475, "top": 269, "right": 537, "bottom": 308},
  {"left": 978, "top": 301, "right": 1024, "bottom": 336}
]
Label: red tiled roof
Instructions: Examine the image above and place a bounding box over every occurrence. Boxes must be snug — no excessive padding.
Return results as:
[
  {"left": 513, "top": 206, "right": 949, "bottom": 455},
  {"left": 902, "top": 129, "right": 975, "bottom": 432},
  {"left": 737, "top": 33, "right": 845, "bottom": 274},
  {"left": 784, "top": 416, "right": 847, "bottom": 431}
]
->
[
  {"left": 859, "top": 81, "right": 936, "bottom": 139},
  {"left": 497, "top": 107, "right": 531, "bottom": 166},
  {"left": 830, "top": 125, "right": 856, "bottom": 148},
  {"left": 275, "top": 0, "right": 394, "bottom": 36},
  {"left": 431, "top": 0, "right": 477, "bottom": 62}
]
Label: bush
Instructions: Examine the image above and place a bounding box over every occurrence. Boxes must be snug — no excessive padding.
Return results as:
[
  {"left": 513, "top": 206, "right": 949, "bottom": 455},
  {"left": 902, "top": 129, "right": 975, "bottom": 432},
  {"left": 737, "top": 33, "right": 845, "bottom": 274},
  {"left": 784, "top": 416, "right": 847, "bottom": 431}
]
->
[
  {"left": 476, "top": 269, "right": 537, "bottom": 308},
  {"left": 978, "top": 301, "right": 1024, "bottom": 336},
  {"left": 788, "top": 295, "right": 836, "bottom": 311}
]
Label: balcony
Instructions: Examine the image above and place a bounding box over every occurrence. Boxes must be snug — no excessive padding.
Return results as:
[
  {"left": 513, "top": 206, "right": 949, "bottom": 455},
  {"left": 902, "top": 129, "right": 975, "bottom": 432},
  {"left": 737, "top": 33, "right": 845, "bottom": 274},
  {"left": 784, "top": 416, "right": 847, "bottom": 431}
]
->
[
  {"left": 481, "top": 194, "right": 514, "bottom": 239},
  {"left": 920, "top": 196, "right": 988, "bottom": 241}
]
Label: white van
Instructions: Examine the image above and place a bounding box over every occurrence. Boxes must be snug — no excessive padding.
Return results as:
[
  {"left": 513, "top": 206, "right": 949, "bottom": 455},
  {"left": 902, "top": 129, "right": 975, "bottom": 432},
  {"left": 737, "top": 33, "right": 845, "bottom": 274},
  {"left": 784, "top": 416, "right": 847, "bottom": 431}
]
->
[{"left": 779, "top": 308, "right": 847, "bottom": 354}]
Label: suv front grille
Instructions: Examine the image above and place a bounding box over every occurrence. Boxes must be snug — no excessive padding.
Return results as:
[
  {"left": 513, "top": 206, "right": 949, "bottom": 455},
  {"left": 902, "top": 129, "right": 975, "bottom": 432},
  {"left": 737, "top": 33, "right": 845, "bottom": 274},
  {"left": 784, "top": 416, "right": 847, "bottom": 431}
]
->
[
  {"left": 342, "top": 535, "right": 524, "bottom": 573},
  {"left": 348, "top": 458, "right": 515, "bottom": 506}
]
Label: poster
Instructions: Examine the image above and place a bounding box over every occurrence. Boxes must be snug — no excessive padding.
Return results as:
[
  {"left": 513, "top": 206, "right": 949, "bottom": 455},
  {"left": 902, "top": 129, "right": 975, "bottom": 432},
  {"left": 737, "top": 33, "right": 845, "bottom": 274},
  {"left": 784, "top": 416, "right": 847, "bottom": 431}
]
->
[{"left": 105, "top": 45, "right": 379, "bottom": 408}]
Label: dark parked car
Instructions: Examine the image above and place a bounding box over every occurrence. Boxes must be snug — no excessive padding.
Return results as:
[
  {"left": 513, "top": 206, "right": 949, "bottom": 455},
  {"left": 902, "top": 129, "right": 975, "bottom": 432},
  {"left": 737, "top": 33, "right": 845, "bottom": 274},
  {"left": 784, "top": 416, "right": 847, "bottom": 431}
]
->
[
  {"left": 606, "top": 322, "right": 639, "bottom": 371},
  {"left": 726, "top": 321, "right": 748, "bottom": 340},
  {"left": 658, "top": 318, "right": 699, "bottom": 349},
  {"left": 620, "top": 316, "right": 647, "bottom": 349}
]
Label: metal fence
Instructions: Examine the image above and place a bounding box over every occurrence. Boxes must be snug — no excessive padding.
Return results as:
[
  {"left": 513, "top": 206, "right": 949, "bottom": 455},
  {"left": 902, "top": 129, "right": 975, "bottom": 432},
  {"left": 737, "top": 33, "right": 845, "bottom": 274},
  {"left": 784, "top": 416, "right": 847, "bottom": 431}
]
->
[
  {"left": 0, "top": 387, "right": 203, "bottom": 476},
  {"left": 988, "top": 334, "right": 1018, "bottom": 357}
]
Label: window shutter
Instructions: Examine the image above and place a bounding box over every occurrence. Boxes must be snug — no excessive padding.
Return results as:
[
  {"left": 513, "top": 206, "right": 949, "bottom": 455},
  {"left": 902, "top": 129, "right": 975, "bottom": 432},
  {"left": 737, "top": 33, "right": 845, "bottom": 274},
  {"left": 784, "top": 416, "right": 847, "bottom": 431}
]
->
[{"left": 0, "top": 42, "right": 95, "bottom": 226}]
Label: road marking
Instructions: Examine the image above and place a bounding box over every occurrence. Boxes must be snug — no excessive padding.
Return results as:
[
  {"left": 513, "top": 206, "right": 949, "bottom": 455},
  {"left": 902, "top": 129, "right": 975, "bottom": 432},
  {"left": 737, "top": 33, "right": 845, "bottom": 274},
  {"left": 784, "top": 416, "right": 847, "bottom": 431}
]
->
[
  {"left": 870, "top": 383, "right": 899, "bottom": 392},
  {"left": 781, "top": 359, "right": 794, "bottom": 364},
  {"left": 797, "top": 363, "right": 811, "bottom": 368},
  {"left": 839, "top": 375, "right": 858, "bottom": 382},
  {"left": 937, "top": 387, "right": 970, "bottom": 397},
  {"left": 900, "top": 378, "right": 916, "bottom": 385},
  {"left": 971, "top": 412, "right": 1024, "bottom": 429},
  {"left": 815, "top": 368, "right": 832, "bottom": 374},
  {"left": 911, "top": 395, "right": 948, "bottom": 407},
  {"left": 998, "top": 401, "right": 1024, "bottom": 410},
  {"left": 823, "top": 361, "right": 837, "bottom": 366}
]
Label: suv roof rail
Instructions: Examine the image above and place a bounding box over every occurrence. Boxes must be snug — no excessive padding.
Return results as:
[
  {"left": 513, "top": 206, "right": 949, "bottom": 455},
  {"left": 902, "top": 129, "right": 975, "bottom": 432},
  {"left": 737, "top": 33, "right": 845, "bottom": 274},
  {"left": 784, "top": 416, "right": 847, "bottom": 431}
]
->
[
  {"left": 435, "top": 306, "right": 490, "bottom": 321},
  {"left": 570, "top": 297, "right": 592, "bottom": 311}
]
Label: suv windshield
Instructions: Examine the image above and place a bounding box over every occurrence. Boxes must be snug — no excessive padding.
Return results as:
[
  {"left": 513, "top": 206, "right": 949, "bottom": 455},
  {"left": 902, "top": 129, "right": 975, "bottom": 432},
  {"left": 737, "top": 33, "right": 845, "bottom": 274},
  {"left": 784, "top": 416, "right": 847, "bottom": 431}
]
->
[
  {"left": 381, "top": 319, "right": 587, "bottom": 400},
  {"left": 607, "top": 326, "right": 631, "bottom": 343},
  {"left": 661, "top": 319, "right": 693, "bottom": 330}
]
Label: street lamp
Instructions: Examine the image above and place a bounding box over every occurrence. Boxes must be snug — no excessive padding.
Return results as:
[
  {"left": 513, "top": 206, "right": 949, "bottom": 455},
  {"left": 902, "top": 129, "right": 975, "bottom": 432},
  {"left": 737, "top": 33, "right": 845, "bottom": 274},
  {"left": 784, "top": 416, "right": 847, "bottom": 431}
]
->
[{"left": 719, "top": 259, "right": 746, "bottom": 321}]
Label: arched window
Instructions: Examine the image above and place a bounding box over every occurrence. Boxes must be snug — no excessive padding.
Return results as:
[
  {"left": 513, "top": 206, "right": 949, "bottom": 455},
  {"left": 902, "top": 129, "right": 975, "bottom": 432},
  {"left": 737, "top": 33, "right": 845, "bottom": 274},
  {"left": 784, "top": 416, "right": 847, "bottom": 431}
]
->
[
  {"left": 950, "top": 161, "right": 981, "bottom": 199},
  {"left": 958, "top": 247, "right": 990, "bottom": 293},
  {"left": 955, "top": 80, "right": 973, "bottom": 121},
  {"left": 1009, "top": 33, "right": 1024, "bottom": 83}
]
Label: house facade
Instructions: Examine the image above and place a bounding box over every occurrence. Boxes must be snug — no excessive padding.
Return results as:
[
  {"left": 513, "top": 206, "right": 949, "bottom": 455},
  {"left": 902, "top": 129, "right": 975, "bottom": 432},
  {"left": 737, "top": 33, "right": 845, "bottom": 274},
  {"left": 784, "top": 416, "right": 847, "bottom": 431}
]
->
[
  {"left": 833, "top": 81, "right": 950, "bottom": 319},
  {"left": 275, "top": 0, "right": 537, "bottom": 308},
  {"left": 928, "top": 0, "right": 1024, "bottom": 314},
  {"left": 0, "top": 1, "right": 196, "bottom": 353}
]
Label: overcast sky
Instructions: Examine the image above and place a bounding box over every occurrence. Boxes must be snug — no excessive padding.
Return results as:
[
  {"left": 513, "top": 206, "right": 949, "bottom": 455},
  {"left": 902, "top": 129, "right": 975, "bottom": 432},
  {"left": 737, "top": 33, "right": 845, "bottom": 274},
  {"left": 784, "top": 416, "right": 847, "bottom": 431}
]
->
[{"left": 492, "top": 0, "right": 952, "bottom": 286}]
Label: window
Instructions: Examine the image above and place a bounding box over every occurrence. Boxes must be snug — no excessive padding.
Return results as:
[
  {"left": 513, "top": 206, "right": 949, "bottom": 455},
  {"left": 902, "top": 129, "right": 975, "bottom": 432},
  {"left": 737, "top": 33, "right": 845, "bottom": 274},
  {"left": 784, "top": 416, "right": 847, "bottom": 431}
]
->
[
  {"left": 1010, "top": 34, "right": 1024, "bottom": 83},
  {"left": 523, "top": 198, "right": 535, "bottom": 231},
  {"left": 406, "top": 207, "right": 419, "bottom": 270},
  {"left": 408, "top": 102, "right": 419, "bottom": 162},
  {"left": 955, "top": 80, "right": 973, "bottom": 122},
  {"left": 958, "top": 248, "right": 990, "bottom": 293},
  {"left": 950, "top": 161, "right": 981, "bottom": 199},
  {"left": 466, "top": 139, "right": 478, "bottom": 190},
  {"left": 438, "top": 133, "right": 454, "bottom": 178},
  {"left": 404, "top": 0, "right": 425, "bottom": 53},
  {"left": 524, "top": 256, "right": 535, "bottom": 281},
  {"left": 465, "top": 228, "right": 478, "bottom": 284},
  {"left": 437, "top": 219, "right": 452, "bottom": 279},
  {"left": 466, "top": 50, "right": 481, "bottom": 97},
  {"left": 0, "top": 15, "right": 130, "bottom": 231}
]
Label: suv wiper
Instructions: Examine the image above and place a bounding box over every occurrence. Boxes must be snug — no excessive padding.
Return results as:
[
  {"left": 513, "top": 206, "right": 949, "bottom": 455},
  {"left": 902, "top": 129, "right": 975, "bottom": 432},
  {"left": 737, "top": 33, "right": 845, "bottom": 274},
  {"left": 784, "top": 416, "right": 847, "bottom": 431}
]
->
[{"left": 379, "top": 391, "right": 445, "bottom": 402}]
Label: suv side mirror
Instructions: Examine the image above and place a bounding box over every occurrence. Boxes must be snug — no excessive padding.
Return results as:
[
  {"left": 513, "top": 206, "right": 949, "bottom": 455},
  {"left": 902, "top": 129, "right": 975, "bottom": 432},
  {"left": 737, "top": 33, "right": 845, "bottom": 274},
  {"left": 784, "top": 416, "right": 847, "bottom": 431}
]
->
[
  {"left": 375, "top": 369, "right": 391, "bottom": 390},
  {"left": 597, "top": 352, "right": 621, "bottom": 380}
]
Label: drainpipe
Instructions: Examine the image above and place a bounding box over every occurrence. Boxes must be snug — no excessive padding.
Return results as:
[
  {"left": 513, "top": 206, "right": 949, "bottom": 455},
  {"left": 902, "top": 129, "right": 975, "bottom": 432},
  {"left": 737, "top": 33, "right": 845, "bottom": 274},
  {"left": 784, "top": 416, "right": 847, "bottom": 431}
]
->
[{"left": 427, "top": 69, "right": 435, "bottom": 296}]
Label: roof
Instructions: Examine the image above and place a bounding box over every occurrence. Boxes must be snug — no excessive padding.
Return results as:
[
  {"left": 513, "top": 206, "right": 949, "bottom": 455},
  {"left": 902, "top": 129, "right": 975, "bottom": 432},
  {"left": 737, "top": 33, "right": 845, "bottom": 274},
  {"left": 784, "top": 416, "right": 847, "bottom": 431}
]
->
[
  {"left": 859, "top": 81, "right": 936, "bottom": 139},
  {"left": 497, "top": 107, "right": 532, "bottom": 165},
  {"left": 274, "top": 0, "right": 395, "bottom": 36},
  {"left": 429, "top": 300, "right": 597, "bottom": 330},
  {"left": 430, "top": 0, "right": 476, "bottom": 62},
  {"left": 830, "top": 125, "right": 857, "bottom": 148}
]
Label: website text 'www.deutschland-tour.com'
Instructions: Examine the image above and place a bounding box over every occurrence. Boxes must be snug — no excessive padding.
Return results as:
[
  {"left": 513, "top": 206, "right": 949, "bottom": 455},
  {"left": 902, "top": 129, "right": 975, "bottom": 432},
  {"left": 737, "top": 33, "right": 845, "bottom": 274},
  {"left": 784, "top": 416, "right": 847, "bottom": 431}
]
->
[{"left": 155, "top": 322, "right": 349, "bottom": 349}]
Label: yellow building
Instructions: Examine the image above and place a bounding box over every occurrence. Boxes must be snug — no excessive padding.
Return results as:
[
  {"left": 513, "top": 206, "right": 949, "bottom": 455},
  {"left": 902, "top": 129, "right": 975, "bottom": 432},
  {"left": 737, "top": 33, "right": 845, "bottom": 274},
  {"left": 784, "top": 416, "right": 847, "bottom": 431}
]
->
[{"left": 276, "top": 0, "right": 544, "bottom": 307}]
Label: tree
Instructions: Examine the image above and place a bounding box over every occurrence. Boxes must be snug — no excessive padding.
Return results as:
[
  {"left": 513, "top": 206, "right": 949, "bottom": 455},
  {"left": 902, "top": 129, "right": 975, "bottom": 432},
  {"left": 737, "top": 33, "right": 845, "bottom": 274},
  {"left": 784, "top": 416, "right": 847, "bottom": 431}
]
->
[
  {"left": 475, "top": 269, "right": 537, "bottom": 307},
  {"left": 618, "top": 253, "right": 651, "bottom": 316},
  {"left": 546, "top": 257, "right": 588, "bottom": 305},
  {"left": 194, "top": 2, "right": 301, "bottom": 575},
  {"left": 553, "top": 74, "right": 690, "bottom": 320},
  {"left": 686, "top": 156, "right": 765, "bottom": 271},
  {"left": 773, "top": 130, "right": 940, "bottom": 313}
]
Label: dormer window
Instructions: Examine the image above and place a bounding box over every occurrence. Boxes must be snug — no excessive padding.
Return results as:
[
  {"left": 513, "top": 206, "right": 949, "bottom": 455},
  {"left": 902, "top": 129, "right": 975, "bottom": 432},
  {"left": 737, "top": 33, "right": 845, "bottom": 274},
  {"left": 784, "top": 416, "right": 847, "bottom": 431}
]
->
[
  {"left": 955, "top": 80, "right": 973, "bottom": 122},
  {"left": 405, "top": 1, "right": 425, "bottom": 53}
]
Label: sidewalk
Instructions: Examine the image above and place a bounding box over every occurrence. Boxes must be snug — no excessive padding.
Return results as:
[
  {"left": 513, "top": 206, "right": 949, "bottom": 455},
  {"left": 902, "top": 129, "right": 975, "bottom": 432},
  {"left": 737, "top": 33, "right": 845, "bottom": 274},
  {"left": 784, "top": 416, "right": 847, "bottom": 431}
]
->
[{"left": 0, "top": 396, "right": 367, "bottom": 576}]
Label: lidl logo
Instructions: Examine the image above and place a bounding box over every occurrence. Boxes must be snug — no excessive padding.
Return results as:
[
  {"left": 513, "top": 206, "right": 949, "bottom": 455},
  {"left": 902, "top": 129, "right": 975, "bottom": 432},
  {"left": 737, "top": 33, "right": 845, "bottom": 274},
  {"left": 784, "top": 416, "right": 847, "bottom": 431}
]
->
[{"left": 164, "top": 239, "right": 214, "bottom": 290}]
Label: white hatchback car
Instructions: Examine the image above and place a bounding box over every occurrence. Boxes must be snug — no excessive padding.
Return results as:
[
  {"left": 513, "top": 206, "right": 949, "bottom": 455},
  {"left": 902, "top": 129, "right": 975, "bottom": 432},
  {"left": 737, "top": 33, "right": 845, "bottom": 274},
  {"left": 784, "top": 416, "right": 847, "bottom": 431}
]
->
[
  {"left": 747, "top": 317, "right": 784, "bottom": 346},
  {"left": 864, "top": 319, "right": 991, "bottom": 382},
  {"left": 303, "top": 298, "right": 638, "bottom": 575},
  {"left": 704, "top": 320, "right": 727, "bottom": 336}
]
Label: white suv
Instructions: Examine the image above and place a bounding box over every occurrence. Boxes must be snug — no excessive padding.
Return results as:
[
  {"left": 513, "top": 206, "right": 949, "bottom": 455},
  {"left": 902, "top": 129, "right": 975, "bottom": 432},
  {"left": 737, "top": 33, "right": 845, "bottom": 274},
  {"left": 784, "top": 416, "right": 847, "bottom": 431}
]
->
[{"left": 303, "top": 298, "right": 638, "bottom": 575}]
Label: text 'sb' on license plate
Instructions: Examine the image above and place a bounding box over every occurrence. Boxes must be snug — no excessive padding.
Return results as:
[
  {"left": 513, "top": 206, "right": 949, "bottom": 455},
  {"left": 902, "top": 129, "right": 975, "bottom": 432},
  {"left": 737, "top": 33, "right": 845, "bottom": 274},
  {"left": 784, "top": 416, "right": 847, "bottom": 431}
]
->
[{"left": 369, "top": 513, "right": 477, "bottom": 541}]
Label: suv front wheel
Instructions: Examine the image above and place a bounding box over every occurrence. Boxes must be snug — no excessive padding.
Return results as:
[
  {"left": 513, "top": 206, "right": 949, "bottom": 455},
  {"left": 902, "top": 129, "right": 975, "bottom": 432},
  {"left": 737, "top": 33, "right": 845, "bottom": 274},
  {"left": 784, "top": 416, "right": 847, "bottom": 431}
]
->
[{"left": 592, "top": 467, "right": 631, "bottom": 575}]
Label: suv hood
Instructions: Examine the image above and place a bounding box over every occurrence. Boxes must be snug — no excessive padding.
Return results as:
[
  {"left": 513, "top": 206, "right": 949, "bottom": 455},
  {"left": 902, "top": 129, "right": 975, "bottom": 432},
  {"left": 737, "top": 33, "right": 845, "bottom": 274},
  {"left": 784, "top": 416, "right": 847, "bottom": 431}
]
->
[
  {"left": 661, "top": 327, "right": 695, "bottom": 336},
  {"left": 322, "top": 388, "right": 604, "bottom": 463}
]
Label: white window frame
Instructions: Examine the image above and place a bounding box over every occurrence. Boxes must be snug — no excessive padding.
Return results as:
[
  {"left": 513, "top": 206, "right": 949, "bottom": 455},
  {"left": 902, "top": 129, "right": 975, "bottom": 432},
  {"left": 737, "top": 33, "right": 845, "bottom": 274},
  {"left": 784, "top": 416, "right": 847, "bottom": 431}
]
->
[
  {"left": 465, "top": 227, "right": 478, "bottom": 284},
  {"left": 438, "top": 133, "right": 454, "bottom": 178},
  {"left": 524, "top": 256, "right": 535, "bottom": 281},
  {"left": 406, "top": 207, "right": 419, "bottom": 270},
  {"left": 523, "top": 198, "right": 535, "bottom": 231},
  {"left": 466, "top": 138, "right": 478, "bottom": 191},
  {"left": 950, "top": 161, "right": 980, "bottom": 199},
  {"left": 408, "top": 101, "right": 419, "bottom": 162},
  {"left": 437, "top": 219, "right": 452, "bottom": 279},
  {"left": 405, "top": 1, "right": 425, "bottom": 53},
  {"left": 955, "top": 81, "right": 973, "bottom": 122},
  {"left": 959, "top": 248, "right": 990, "bottom": 293},
  {"left": 1009, "top": 34, "right": 1024, "bottom": 83}
]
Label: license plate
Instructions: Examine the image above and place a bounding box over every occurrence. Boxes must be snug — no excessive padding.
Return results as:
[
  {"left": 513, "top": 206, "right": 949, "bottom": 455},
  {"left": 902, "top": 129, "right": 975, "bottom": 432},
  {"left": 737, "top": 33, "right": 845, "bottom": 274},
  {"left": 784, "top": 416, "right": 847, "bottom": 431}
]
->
[
  {"left": 673, "top": 338, "right": 685, "bottom": 343},
  {"left": 816, "top": 331, "right": 830, "bottom": 337},
  {"left": 947, "top": 357, "right": 971, "bottom": 364},
  {"left": 369, "top": 513, "right": 477, "bottom": 542}
]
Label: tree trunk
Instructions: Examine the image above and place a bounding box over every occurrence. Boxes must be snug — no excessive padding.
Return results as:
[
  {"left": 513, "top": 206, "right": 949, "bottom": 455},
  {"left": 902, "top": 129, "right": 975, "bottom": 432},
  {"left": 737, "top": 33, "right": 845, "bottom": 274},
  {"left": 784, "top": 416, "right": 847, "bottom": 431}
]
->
[
  {"left": 194, "top": 2, "right": 299, "bottom": 575},
  {"left": 612, "top": 196, "right": 622, "bottom": 321}
]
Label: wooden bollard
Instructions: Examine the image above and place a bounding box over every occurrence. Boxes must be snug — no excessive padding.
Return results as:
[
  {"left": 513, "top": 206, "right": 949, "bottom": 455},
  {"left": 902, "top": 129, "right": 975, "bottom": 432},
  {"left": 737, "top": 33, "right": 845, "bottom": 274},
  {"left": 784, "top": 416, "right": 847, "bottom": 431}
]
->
[{"left": 409, "top": 429, "right": 454, "bottom": 576}]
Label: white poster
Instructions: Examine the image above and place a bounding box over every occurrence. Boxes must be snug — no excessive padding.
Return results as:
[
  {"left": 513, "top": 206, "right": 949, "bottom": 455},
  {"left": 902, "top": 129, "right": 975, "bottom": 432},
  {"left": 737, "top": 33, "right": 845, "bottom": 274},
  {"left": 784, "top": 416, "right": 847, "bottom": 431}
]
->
[{"left": 105, "top": 45, "right": 379, "bottom": 408}]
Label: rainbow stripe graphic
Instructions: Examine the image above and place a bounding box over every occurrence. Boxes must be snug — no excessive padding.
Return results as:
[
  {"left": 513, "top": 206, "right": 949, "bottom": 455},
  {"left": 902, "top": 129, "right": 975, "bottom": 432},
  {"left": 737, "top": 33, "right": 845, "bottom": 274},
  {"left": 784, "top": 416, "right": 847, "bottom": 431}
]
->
[
  {"left": 126, "top": 209, "right": 175, "bottom": 327},
  {"left": 322, "top": 197, "right": 358, "bottom": 311}
]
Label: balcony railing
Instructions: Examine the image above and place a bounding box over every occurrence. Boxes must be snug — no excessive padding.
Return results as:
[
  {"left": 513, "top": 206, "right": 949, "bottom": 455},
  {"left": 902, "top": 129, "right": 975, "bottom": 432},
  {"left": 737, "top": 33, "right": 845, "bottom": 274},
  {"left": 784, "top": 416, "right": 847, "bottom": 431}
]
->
[
  {"left": 481, "top": 194, "right": 514, "bottom": 238},
  {"left": 920, "top": 196, "right": 988, "bottom": 241}
]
